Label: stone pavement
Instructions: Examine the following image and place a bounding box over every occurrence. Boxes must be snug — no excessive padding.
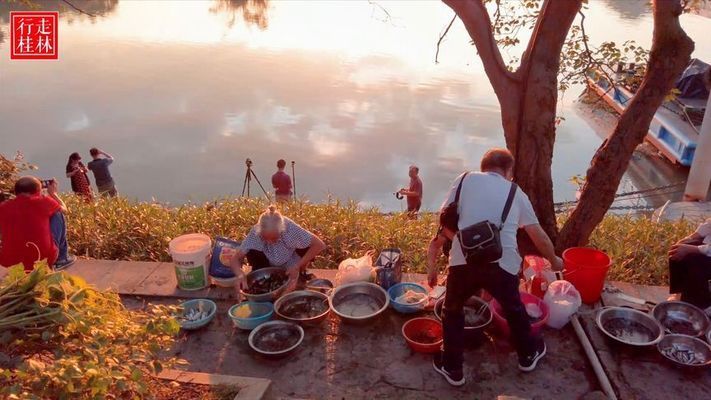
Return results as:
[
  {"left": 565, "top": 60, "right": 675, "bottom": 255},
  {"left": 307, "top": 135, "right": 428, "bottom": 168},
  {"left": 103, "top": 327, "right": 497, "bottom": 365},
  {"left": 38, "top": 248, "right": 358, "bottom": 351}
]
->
[
  {"left": 38, "top": 260, "right": 711, "bottom": 399},
  {"left": 585, "top": 281, "right": 711, "bottom": 400},
  {"left": 123, "top": 297, "right": 596, "bottom": 400}
]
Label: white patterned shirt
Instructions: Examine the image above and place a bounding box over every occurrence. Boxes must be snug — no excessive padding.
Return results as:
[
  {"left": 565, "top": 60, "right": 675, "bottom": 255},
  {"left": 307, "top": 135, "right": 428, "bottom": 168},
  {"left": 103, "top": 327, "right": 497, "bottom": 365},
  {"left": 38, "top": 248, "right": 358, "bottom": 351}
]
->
[
  {"left": 239, "top": 217, "right": 314, "bottom": 268},
  {"left": 695, "top": 218, "right": 711, "bottom": 257}
]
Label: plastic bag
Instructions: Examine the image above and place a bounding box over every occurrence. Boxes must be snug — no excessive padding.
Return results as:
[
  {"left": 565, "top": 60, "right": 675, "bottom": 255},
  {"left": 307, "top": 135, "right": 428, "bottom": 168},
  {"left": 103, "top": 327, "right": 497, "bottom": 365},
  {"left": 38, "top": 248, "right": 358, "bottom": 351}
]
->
[
  {"left": 523, "top": 255, "right": 556, "bottom": 298},
  {"left": 335, "top": 251, "right": 374, "bottom": 286},
  {"left": 543, "top": 280, "right": 582, "bottom": 329},
  {"left": 209, "top": 237, "right": 239, "bottom": 278}
]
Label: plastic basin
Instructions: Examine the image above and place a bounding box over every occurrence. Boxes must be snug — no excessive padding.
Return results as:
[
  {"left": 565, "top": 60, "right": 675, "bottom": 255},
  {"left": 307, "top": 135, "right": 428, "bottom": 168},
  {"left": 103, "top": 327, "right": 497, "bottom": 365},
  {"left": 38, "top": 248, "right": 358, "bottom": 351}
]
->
[
  {"left": 563, "top": 247, "right": 611, "bottom": 304},
  {"left": 388, "top": 282, "right": 428, "bottom": 314},
  {"left": 402, "top": 317, "right": 443, "bottom": 353},
  {"left": 228, "top": 302, "right": 274, "bottom": 330},
  {"left": 178, "top": 299, "right": 217, "bottom": 330},
  {"left": 490, "top": 292, "right": 549, "bottom": 338}
]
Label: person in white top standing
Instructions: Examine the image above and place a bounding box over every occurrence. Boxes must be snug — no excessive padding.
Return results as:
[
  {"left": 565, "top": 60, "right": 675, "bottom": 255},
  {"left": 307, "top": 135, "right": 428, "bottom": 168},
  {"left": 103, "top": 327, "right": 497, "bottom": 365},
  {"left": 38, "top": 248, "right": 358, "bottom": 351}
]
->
[
  {"left": 430, "top": 148, "right": 563, "bottom": 387},
  {"left": 668, "top": 218, "right": 711, "bottom": 311}
]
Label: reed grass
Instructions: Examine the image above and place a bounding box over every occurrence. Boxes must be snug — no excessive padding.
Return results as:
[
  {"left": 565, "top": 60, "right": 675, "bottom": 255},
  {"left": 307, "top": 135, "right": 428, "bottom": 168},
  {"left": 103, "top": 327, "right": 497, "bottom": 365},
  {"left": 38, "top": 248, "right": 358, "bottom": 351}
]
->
[{"left": 63, "top": 195, "right": 696, "bottom": 286}]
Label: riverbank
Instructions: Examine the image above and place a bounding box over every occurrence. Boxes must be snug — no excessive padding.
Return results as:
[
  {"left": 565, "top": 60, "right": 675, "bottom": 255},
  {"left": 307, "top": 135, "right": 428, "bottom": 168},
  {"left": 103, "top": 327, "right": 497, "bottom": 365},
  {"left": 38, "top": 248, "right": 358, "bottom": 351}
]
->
[{"left": 62, "top": 195, "right": 695, "bottom": 286}]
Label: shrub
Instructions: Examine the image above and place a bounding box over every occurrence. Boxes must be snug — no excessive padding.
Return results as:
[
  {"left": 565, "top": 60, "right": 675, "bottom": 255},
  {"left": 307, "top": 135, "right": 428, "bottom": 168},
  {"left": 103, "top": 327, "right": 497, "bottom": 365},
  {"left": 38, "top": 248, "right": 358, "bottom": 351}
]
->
[
  {"left": 587, "top": 215, "right": 694, "bottom": 286},
  {"left": 61, "top": 195, "right": 696, "bottom": 286},
  {"left": 63, "top": 195, "right": 438, "bottom": 271},
  {"left": 0, "top": 262, "right": 181, "bottom": 399}
]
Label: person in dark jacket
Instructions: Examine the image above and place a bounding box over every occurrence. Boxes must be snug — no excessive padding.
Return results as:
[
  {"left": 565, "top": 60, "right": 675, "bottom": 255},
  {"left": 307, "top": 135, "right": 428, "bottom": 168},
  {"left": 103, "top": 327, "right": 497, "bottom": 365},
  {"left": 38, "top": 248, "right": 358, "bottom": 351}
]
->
[
  {"left": 668, "top": 218, "right": 711, "bottom": 312},
  {"left": 87, "top": 148, "right": 117, "bottom": 197}
]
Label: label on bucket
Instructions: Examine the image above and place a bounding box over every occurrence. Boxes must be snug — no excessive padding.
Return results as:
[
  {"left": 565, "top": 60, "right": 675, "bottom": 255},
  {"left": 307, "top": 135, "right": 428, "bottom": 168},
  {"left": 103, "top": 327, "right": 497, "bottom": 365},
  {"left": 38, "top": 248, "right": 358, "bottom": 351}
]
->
[{"left": 175, "top": 262, "right": 207, "bottom": 291}]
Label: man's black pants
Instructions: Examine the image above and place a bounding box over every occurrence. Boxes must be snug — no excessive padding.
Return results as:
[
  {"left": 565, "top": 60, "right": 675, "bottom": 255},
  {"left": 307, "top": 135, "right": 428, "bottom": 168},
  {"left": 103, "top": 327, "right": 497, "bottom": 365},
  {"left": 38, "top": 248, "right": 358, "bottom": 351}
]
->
[
  {"left": 443, "top": 262, "right": 537, "bottom": 372},
  {"left": 669, "top": 251, "right": 711, "bottom": 309}
]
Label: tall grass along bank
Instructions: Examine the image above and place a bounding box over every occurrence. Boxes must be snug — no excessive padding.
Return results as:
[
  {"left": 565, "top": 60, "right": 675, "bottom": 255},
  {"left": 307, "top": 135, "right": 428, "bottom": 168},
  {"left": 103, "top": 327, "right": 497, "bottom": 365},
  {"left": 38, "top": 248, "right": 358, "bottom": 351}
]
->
[{"left": 63, "top": 196, "right": 694, "bottom": 286}]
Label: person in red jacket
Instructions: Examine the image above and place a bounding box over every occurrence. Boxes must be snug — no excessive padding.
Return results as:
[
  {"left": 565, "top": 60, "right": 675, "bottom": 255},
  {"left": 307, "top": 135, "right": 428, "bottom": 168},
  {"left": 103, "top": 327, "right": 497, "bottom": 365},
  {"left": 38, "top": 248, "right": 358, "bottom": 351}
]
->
[{"left": 0, "top": 177, "right": 76, "bottom": 271}]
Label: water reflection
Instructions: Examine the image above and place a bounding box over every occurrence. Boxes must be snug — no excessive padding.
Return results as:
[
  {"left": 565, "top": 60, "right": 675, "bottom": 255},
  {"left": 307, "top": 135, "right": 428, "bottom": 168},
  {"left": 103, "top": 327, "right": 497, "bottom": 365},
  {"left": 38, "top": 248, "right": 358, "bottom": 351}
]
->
[
  {"left": 599, "top": 0, "right": 650, "bottom": 20},
  {"left": 0, "top": 0, "right": 709, "bottom": 211},
  {"left": 0, "top": 0, "right": 118, "bottom": 23},
  {"left": 210, "top": 0, "right": 269, "bottom": 29}
]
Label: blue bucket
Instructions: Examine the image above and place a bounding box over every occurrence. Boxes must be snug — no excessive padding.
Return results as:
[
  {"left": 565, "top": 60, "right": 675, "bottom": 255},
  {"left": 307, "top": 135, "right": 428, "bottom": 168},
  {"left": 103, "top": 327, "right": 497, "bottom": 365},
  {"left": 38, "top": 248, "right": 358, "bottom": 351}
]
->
[{"left": 388, "top": 282, "right": 428, "bottom": 314}]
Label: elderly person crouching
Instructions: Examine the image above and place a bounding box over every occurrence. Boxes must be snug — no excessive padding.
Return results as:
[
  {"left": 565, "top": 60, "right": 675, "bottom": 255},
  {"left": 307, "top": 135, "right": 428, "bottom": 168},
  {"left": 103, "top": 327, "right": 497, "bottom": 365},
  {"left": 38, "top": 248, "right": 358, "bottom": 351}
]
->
[{"left": 229, "top": 205, "right": 326, "bottom": 294}]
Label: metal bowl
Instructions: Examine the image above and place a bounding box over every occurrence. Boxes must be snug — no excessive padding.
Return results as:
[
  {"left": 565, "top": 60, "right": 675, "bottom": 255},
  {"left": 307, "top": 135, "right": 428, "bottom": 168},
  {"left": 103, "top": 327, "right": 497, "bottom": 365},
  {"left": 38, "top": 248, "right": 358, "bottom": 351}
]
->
[
  {"left": 305, "top": 278, "right": 334, "bottom": 294},
  {"left": 248, "top": 320, "right": 304, "bottom": 358},
  {"left": 329, "top": 282, "right": 389, "bottom": 324},
  {"left": 657, "top": 334, "right": 711, "bottom": 367},
  {"left": 434, "top": 296, "right": 492, "bottom": 332},
  {"left": 652, "top": 301, "right": 710, "bottom": 338},
  {"left": 241, "top": 267, "right": 290, "bottom": 302},
  {"left": 596, "top": 307, "right": 664, "bottom": 346},
  {"left": 274, "top": 290, "right": 330, "bottom": 325}
]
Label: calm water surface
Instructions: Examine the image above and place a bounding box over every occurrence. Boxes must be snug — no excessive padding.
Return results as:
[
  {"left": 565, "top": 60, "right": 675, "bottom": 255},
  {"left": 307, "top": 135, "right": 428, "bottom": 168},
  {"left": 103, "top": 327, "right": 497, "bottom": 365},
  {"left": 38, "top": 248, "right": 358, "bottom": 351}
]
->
[{"left": 1, "top": 0, "right": 710, "bottom": 210}]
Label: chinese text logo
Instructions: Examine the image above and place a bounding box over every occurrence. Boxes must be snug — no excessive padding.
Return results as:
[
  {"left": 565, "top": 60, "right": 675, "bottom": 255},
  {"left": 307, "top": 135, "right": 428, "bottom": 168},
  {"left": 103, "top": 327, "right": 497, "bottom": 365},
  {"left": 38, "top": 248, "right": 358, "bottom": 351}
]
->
[{"left": 10, "top": 11, "right": 58, "bottom": 60}]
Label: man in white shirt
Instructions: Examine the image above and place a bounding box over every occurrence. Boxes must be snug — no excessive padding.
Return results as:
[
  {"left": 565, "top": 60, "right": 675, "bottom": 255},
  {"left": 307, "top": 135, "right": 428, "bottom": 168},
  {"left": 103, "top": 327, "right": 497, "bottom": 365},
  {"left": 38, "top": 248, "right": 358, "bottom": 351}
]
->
[
  {"left": 431, "top": 148, "right": 563, "bottom": 387},
  {"left": 668, "top": 218, "right": 711, "bottom": 310}
]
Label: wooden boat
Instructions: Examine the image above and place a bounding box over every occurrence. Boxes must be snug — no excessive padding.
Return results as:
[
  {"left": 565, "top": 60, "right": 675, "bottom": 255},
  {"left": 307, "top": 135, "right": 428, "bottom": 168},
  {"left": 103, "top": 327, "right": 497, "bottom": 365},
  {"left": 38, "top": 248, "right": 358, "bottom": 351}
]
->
[{"left": 586, "top": 59, "right": 709, "bottom": 167}]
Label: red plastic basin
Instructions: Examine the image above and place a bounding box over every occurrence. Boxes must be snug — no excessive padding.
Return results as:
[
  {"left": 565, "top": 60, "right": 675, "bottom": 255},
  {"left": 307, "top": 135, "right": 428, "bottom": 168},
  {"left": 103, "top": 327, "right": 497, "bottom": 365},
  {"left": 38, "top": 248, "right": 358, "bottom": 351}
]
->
[
  {"left": 490, "top": 292, "right": 549, "bottom": 338},
  {"left": 402, "top": 317, "right": 443, "bottom": 354}
]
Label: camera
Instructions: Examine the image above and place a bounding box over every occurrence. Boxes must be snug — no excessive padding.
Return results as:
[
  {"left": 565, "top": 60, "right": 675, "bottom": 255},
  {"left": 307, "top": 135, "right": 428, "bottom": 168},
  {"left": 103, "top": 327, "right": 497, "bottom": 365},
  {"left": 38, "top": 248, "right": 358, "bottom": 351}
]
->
[
  {"left": 245, "top": 158, "right": 253, "bottom": 167},
  {"left": 41, "top": 179, "right": 53, "bottom": 189},
  {"left": 393, "top": 191, "right": 404, "bottom": 200}
]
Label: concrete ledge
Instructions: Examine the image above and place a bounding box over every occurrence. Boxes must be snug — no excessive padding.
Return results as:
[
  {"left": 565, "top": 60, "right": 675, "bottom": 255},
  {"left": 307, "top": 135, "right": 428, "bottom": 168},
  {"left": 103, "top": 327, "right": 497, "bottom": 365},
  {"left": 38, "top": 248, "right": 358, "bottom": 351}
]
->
[
  {"left": 58, "top": 259, "right": 432, "bottom": 300},
  {"left": 156, "top": 369, "right": 271, "bottom": 400}
]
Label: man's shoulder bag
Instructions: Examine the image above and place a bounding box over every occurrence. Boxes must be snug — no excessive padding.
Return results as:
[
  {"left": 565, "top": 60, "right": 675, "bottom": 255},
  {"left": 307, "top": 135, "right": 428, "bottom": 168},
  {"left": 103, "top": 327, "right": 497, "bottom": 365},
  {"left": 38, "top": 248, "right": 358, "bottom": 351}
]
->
[
  {"left": 457, "top": 182, "right": 518, "bottom": 265},
  {"left": 439, "top": 172, "right": 469, "bottom": 233}
]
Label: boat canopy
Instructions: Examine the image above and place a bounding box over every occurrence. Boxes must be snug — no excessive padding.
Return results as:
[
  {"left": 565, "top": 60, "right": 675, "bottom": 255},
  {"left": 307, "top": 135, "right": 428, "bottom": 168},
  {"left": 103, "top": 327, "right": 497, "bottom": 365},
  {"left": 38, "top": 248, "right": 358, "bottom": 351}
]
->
[{"left": 675, "top": 58, "right": 710, "bottom": 100}]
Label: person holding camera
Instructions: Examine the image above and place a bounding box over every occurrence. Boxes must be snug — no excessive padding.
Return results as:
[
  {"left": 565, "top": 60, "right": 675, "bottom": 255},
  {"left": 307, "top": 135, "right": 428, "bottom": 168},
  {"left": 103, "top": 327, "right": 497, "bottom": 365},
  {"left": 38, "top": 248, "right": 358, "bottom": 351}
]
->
[
  {"left": 430, "top": 148, "right": 562, "bottom": 387},
  {"left": 0, "top": 177, "right": 76, "bottom": 272},
  {"left": 398, "top": 165, "right": 423, "bottom": 218},
  {"left": 87, "top": 148, "right": 117, "bottom": 197}
]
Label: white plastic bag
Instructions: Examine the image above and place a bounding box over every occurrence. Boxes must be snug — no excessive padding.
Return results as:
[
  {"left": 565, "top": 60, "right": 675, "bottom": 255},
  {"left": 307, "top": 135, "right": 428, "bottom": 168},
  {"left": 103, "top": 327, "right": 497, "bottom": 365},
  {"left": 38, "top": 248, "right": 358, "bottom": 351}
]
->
[
  {"left": 543, "top": 280, "right": 582, "bottom": 329},
  {"left": 335, "top": 251, "right": 374, "bottom": 286}
]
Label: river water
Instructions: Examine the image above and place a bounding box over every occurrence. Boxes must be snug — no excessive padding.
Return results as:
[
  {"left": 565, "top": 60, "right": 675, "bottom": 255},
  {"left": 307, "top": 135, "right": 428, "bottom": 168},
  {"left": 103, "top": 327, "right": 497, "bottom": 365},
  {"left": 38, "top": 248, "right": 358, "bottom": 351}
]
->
[{"left": 1, "top": 0, "right": 709, "bottom": 211}]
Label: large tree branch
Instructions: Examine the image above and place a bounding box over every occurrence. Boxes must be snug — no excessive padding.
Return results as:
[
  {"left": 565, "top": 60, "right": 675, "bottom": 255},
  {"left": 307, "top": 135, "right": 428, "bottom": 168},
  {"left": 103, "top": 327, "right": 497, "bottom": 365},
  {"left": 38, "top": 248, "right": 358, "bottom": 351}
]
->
[
  {"left": 557, "top": 0, "right": 694, "bottom": 251},
  {"left": 508, "top": 0, "right": 581, "bottom": 244},
  {"left": 442, "top": 0, "right": 518, "bottom": 96}
]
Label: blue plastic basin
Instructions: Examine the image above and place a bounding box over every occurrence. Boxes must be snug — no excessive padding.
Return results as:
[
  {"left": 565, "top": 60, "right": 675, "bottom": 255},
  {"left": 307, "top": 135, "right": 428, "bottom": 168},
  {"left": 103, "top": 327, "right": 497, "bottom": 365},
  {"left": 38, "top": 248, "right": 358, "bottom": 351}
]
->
[
  {"left": 388, "top": 282, "right": 428, "bottom": 314},
  {"left": 228, "top": 302, "right": 274, "bottom": 330}
]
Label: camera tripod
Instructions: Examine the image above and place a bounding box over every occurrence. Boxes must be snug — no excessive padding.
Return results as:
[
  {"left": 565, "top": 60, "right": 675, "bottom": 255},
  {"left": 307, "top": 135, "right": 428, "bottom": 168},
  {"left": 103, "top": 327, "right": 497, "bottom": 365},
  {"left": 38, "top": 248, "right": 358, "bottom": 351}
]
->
[{"left": 241, "top": 158, "right": 271, "bottom": 201}]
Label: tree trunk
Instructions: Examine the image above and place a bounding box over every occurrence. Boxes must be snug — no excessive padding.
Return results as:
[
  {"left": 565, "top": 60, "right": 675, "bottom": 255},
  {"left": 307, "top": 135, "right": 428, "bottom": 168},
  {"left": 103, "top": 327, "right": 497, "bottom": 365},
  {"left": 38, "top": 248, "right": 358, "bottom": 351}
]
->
[
  {"left": 443, "top": 0, "right": 581, "bottom": 242},
  {"left": 556, "top": 0, "right": 694, "bottom": 251},
  {"left": 512, "top": 0, "right": 582, "bottom": 242}
]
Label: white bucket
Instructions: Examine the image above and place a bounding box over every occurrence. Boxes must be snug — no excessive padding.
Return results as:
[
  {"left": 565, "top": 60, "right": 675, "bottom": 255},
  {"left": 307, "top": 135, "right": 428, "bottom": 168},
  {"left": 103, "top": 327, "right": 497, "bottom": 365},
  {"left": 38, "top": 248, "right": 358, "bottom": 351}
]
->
[{"left": 169, "top": 233, "right": 212, "bottom": 291}]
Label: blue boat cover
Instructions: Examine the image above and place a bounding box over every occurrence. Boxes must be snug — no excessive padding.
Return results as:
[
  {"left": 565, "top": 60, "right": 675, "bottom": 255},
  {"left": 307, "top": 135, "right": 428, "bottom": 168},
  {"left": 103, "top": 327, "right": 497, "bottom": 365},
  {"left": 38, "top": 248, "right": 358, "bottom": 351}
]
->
[{"left": 675, "top": 58, "right": 710, "bottom": 100}]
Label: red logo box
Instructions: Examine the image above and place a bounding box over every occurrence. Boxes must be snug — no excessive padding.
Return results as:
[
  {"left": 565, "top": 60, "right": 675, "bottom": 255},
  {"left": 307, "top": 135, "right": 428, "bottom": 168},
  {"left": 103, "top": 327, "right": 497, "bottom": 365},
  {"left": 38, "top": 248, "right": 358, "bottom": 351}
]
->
[{"left": 10, "top": 11, "right": 58, "bottom": 60}]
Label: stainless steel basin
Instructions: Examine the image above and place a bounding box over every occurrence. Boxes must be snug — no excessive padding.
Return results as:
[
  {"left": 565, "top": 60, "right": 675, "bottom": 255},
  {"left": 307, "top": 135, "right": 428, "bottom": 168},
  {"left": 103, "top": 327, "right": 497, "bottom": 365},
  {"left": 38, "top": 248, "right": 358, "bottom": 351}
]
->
[
  {"left": 240, "top": 267, "right": 290, "bottom": 302},
  {"left": 652, "top": 301, "right": 710, "bottom": 338},
  {"left": 596, "top": 307, "right": 664, "bottom": 346},
  {"left": 274, "top": 290, "right": 330, "bottom": 325},
  {"left": 329, "top": 282, "right": 389, "bottom": 323}
]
